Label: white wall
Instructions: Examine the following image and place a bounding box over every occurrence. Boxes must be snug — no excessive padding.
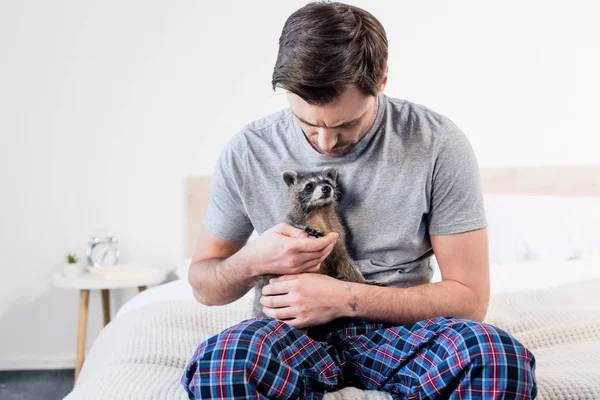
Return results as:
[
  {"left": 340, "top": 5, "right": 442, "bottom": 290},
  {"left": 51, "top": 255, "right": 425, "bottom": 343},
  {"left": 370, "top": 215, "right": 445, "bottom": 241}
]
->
[{"left": 0, "top": 0, "right": 598, "bottom": 369}]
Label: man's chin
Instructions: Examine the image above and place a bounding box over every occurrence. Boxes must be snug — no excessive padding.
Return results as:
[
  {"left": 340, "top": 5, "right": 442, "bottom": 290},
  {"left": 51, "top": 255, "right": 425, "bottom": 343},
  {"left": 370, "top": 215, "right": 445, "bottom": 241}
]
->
[{"left": 323, "top": 145, "right": 351, "bottom": 156}]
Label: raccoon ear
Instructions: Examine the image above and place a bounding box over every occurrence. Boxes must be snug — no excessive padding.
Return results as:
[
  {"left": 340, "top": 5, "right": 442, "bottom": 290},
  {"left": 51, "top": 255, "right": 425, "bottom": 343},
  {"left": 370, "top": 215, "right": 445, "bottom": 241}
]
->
[
  {"left": 322, "top": 167, "right": 338, "bottom": 182},
  {"left": 282, "top": 170, "right": 298, "bottom": 187}
]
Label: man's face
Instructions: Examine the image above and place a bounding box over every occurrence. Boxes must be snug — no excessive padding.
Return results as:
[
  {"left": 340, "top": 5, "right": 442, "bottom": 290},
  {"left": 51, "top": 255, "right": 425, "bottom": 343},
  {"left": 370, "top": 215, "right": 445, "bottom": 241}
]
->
[{"left": 287, "top": 86, "right": 379, "bottom": 157}]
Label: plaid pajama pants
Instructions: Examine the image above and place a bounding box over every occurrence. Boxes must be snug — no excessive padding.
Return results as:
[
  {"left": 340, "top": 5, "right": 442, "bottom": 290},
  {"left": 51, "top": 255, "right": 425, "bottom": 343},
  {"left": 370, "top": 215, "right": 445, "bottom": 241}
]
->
[{"left": 181, "top": 316, "right": 537, "bottom": 399}]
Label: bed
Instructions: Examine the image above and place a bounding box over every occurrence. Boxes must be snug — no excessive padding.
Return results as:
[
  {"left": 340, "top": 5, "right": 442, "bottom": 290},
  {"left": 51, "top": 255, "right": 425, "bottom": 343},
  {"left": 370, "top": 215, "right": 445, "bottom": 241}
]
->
[{"left": 65, "top": 166, "right": 600, "bottom": 400}]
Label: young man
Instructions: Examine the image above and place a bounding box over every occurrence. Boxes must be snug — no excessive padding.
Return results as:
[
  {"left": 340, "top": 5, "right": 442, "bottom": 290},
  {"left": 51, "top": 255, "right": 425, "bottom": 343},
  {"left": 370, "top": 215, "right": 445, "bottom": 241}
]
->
[{"left": 183, "top": 2, "right": 536, "bottom": 399}]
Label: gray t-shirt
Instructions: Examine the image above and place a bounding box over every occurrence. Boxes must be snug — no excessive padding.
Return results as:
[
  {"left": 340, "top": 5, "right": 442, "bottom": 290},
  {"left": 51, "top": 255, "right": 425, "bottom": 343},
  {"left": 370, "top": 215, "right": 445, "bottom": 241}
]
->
[{"left": 204, "top": 93, "right": 487, "bottom": 288}]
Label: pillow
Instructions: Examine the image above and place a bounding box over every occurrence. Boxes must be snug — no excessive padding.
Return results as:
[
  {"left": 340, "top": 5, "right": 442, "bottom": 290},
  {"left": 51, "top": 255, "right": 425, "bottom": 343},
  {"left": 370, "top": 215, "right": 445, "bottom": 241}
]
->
[
  {"left": 484, "top": 194, "right": 600, "bottom": 263},
  {"left": 431, "top": 255, "right": 600, "bottom": 295},
  {"left": 488, "top": 257, "right": 600, "bottom": 295},
  {"left": 176, "top": 258, "right": 191, "bottom": 280}
]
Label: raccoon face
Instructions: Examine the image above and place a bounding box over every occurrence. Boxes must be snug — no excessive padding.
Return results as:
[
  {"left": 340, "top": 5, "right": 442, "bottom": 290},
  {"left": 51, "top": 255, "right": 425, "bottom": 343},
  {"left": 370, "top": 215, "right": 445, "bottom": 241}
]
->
[{"left": 282, "top": 167, "right": 339, "bottom": 210}]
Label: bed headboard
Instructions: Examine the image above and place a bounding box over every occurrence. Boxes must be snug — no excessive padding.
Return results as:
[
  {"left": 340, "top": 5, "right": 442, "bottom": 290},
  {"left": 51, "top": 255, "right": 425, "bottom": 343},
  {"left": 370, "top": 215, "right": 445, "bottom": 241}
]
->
[
  {"left": 479, "top": 166, "right": 600, "bottom": 196},
  {"left": 186, "top": 166, "right": 600, "bottom": 256}
]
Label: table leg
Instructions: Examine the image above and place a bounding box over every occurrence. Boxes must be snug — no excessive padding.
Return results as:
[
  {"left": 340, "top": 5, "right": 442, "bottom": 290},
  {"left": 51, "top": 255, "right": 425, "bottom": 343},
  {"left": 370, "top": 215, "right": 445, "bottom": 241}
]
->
[
  {"left": 138, "top": 286, "right": 147, "bottom": 292},
  {"left": 75, "top": 289, "right": 90, "bottom": 382},
  {"left": 101, "top": 289, "right": 110, "bottom": 326}
]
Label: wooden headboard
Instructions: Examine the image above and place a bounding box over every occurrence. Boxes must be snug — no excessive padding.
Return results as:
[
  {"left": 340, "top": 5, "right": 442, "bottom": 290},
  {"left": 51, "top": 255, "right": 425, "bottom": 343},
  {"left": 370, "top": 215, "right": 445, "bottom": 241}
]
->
[
  {"left": 479, "top": 166, "right": 600, "bottom": 196},
  {"left": 186, "top": 166, "right": 600, "bottom": 256}
]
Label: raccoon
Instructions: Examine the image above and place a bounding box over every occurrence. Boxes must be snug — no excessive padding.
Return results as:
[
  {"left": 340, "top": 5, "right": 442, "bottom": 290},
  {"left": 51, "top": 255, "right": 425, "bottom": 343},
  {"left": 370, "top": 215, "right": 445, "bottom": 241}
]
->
[{"left": 253, "top": 167, "right": 376, "bottom": 321}]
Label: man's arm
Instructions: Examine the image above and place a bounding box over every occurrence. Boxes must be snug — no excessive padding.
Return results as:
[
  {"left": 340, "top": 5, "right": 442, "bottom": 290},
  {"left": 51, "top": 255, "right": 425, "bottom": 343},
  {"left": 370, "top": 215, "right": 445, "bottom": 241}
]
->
[
  {"left": 263, "top": 228, "right": 489, "bottom": 327},
  {"left": 188, "top": 225, "right": 254, "bottom": 306},
  {"left": 189, "top": 223, "right": 339, "bottom": 306},
  {"left": 337, "top": 228, "right": 490, "bottom": 323}
]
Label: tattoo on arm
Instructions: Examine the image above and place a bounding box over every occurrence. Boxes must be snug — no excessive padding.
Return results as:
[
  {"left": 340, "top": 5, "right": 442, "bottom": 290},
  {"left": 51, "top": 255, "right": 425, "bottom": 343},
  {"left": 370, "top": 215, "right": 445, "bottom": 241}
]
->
[{"left": 346, "top": 285, "right": 359, "bottom": 313}]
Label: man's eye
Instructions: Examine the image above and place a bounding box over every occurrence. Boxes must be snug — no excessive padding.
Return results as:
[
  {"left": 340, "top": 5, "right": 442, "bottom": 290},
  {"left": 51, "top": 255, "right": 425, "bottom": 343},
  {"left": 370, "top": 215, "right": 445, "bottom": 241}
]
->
[{"left": 305, "top": 183, "right": 314, "bottom": 191}]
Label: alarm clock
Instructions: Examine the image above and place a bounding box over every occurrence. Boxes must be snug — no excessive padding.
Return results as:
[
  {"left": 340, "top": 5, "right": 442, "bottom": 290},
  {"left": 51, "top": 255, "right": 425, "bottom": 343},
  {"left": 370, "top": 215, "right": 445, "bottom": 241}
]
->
[{"left": 87, "top": 235, "right": 120, "bottom": 268}]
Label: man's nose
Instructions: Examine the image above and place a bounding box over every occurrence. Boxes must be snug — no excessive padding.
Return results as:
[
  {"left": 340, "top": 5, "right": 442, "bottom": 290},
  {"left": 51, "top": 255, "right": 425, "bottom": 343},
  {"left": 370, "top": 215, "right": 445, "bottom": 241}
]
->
[{"left": 317, "top": 130, "right": 338, "bottom": 152}]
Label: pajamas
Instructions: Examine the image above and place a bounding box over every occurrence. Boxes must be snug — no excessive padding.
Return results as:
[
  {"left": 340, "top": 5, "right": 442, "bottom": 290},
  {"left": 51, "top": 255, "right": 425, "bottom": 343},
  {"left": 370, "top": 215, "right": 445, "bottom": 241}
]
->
[{"left": 181, "top": 316, "right": 537, "bottom": 399}]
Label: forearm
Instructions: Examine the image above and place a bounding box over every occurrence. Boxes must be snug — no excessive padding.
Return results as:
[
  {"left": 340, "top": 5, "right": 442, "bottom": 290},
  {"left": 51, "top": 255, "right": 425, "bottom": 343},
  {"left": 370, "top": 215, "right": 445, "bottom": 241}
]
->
[
  {"left": 338, "top": 280, "right": 488, "bottom": 325},
  {"left": 188, "top": 251, "right": 257, "bottom": 306}
]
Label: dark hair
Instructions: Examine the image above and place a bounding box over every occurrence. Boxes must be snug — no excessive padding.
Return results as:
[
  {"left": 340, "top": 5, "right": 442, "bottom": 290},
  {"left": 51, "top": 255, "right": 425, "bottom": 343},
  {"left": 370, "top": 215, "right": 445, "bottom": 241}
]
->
[{"left": 272, "top": 1, "right": 388, "bottom": 105}]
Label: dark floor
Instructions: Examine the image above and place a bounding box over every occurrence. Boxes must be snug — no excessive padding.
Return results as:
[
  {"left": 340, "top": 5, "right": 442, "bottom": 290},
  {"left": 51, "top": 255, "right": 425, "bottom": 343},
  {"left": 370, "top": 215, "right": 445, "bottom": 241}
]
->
[{"left": 0, "top": 369, "right": 74, "bottom": 400}]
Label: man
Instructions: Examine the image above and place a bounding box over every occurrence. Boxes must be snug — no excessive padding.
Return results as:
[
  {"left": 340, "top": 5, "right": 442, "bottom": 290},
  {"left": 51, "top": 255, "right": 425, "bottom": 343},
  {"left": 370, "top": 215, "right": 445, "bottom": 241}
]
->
[{"left": 182, "top": 2, "right": 537, "bottom": 399}]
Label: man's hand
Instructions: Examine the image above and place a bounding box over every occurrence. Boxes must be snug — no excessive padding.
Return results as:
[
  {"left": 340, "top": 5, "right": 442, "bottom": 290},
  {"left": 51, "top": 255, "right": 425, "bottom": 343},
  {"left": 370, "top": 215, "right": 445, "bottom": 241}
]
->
[
  {"left": 260, "top": 273, "right": 344, "bottom": 329},
  {"left": 235, "top": 223, "right": 338, "bottom": 277}
]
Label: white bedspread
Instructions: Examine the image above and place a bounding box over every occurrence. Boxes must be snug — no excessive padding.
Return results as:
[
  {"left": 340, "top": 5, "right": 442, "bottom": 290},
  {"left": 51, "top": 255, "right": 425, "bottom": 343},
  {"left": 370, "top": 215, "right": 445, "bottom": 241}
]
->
[
  {"left": 65, "top": 279, "right": 600, "bottom": 399},
  {"left": 484, "top": 279, "right": 600, "bottom": 400}
]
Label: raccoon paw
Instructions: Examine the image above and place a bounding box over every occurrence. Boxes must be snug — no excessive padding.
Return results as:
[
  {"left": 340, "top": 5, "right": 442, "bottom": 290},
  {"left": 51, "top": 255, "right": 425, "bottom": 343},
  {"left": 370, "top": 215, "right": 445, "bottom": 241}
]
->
[
  {"left": 304, "top": 226, "right": 325, "bottom": 238},
  {"left": 367, "top": 281, "right": 389, "bottom": 287}
]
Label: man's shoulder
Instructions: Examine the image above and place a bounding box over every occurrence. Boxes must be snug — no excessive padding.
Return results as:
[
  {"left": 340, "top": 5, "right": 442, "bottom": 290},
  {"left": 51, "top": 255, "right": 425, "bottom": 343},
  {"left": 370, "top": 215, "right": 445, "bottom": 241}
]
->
[
  {"left": 386, "top": 96, "right": 457, "bottom": 132},
  {"left": 243, "top": 108, "right": 293, "bottom": 138},
  {"left": 384, "top": 95, "right": 464, "bottom": 151},
  {"left": 222, "top": 108, "right": 293, "bottom": 155}
]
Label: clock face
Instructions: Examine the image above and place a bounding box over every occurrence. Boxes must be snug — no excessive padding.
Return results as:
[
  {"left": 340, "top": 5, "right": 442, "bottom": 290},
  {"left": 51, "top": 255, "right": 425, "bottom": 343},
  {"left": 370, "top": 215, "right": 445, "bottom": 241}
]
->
[{"left": 89, "top": 242, "right": 119, "bottom": 268}]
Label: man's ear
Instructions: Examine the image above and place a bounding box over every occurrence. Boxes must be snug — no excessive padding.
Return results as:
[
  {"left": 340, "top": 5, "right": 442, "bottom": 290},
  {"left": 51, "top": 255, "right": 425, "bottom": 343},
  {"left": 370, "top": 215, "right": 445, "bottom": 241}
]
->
[
  {"left": 322, "top": 167, "right": 338, "bottom": 182},
  {"left": 379, "top": 67, "right": 388, "bottom": 92},
  {"left": 282, "top": 170, "right": 298, "bottom": 187}
]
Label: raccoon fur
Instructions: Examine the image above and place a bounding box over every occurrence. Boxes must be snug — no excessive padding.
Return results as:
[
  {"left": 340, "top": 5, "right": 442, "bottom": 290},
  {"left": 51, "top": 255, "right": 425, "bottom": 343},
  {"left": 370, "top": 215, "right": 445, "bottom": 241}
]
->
[{"left": 253, "top": 167, "right": 376, "bottom": 322}]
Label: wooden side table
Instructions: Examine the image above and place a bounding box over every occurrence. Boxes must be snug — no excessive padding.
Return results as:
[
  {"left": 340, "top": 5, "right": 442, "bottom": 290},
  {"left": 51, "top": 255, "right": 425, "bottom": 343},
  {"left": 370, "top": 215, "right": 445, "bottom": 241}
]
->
[{"left": 52, "top": 265, "right": 167, "bottom": 382}]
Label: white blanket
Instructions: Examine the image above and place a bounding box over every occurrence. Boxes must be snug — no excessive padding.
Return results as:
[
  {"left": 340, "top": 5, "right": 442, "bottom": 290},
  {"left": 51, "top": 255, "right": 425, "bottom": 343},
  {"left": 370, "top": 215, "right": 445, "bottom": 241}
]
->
[
  {"left": 484, "top": 279, "right": 600, "bottom": 400},
  {"left": 65, "top": 279, "right": 600, "bottom": 399}
]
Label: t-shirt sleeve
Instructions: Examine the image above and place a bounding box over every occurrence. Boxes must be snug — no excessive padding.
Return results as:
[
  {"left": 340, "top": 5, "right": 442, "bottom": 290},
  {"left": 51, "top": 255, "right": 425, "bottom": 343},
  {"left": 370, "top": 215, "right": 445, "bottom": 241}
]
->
[
  {"left": 427, "top": 119, "right": 487, "bottom": 235},
  {"left": 203, "top": 135, "right": 254, "bottom": 241}
]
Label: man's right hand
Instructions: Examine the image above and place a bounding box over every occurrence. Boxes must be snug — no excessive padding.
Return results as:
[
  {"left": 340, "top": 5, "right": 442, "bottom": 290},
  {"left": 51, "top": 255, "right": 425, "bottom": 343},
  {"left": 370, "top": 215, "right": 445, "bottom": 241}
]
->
[{"left": 235, "top": 223, "right": 338, "bottom": 277}]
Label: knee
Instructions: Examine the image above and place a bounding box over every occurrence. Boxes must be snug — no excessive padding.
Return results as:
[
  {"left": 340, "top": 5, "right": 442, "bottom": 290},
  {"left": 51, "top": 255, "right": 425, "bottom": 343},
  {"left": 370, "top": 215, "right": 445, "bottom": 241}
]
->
[
  {"left": 195, "top": 318, "right": 290, "bottom": 359},
  {"left": 455, "top": 320, "right": 532, "bottom": 358},
  {"left": 455, "top": 319, "right": 536, "bottom": 380},
  {"left": 217, "top": 317, "right": 283, "bottom": 345},
  {"left": 228, "top": 317, "right": 279, "bottom": 336},
  {"left": 182, "top": 318, "right": 290, "bottom": 396}
]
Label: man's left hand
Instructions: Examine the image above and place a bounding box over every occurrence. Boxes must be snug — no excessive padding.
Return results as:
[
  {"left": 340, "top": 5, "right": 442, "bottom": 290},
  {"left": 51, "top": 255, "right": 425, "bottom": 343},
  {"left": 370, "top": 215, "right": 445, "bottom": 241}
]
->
[{"left": 261, "top": 273, "right": 343, "bottom": 329}]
